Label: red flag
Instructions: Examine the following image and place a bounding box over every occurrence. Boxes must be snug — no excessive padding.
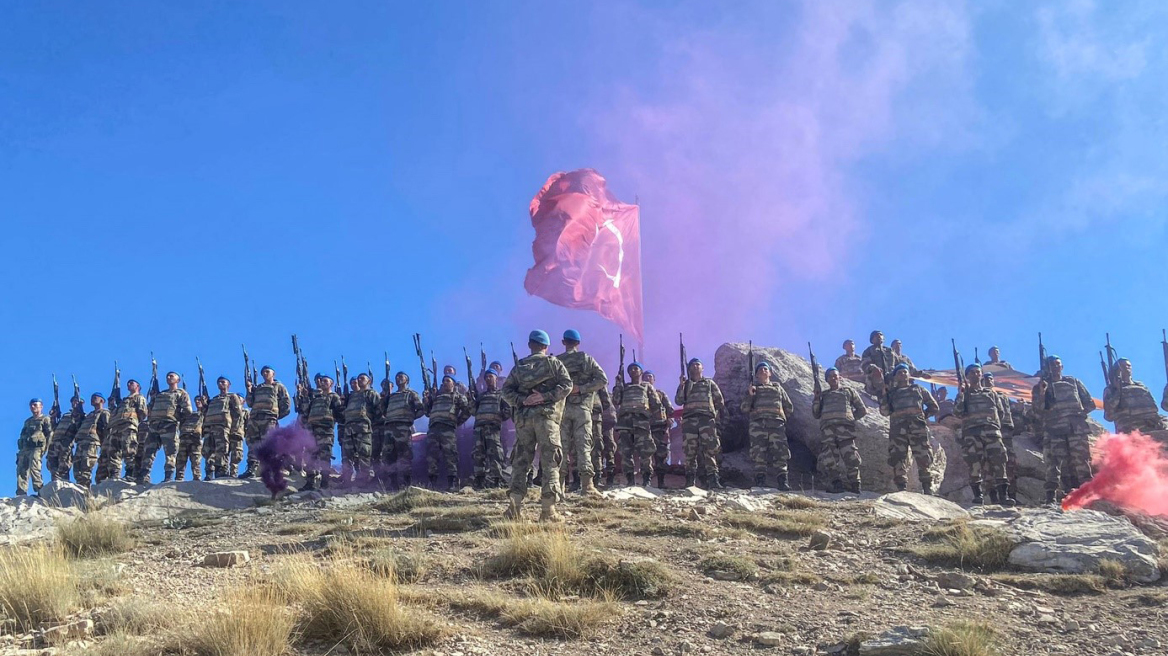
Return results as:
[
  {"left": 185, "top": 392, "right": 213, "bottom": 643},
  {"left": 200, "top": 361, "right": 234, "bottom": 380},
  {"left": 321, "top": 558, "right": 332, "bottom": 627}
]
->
[{"left": 524, "top": 169, "right": 644, "bottom": 343}]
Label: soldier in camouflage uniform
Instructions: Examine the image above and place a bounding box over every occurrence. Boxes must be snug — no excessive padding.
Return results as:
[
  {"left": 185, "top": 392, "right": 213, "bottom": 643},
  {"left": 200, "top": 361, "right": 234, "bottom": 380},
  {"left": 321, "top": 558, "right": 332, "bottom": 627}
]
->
[
  {"left": 231, "top": 404, "right": 248, "bottom": 476},
  {"left": 675, "top": 358, "right": 727, "bottom": 489},
  {"left": 424, "top": 373, "right": 471, "bottom": 491},
  {"left": 889, "top": 340, "right": 922, "bottom": 376},
  {"left": 242, "top": 367, "right": 291, "bottom": 478},
  {"left": 202, "top": 377, "right": 243, "bottom": 480},
  {"left": 103, "top": 379, "right": 147, "bottom": 482},
  {"left": 954, "top": 364, "right": 1011, "bottom": 505},
  {"left": 811, "top": 368, "right": 865, "bottom": 493},
  {"left": 1103, "top": 359, "right": 1166, "bottom": 437},
  {"left": 16, "top": 399, "right": 52, "bottom": 495},
  {"left": 643, "top": 371, "right": 675, "bottom": 489},
  {"left": 878, "top": 363, "right": 938, "bottom": 494},
  {"left": 302, "top": 374, "right": 343, "bottom": 489},
  {"left": 45, "top": 396, "right": 84, "bottom": 482},
  {"left": 381, "top": 372, "right": 425, "bottom": 488},
  {"left": 742, "top": 362, "right": 795, "bottom": 490},
  {"left": 175, "top": 395, "right": 205, "bottom": 481},
  {"left": 73, "top": 393, "right": 110, "bottom": 487},
  {"left": 861, "top": 331, "right": 896, "bottom": 396},
  {"left": 138, "top": 372, "right": 193, "bottom": 483},
  {"left": 985, "top": 346, "right": 1012, "bottom": 369},
  {"left": 589, "top": 387, "right": 617, "bottom": 487},
  {"left": 502, "top": 330, "right": 572, "bottom": 521},
  {"left": 1033, "top": 356, "right": 1094, "bottom": 504},
  {"left": 614, "top": 362, "right": 662, "bottom": 487},
  {"left": 472, "top": 369, "right": 511, "bottom": 489},
  {"left": 834, "top": 340, "right": 865, "bottom": 383},
  {"left": 554, "top": 329, "right": 607, "bottom": 495},
  {"left": 372, "top": 377, "right": 395, "bottom": 475},
  {"left": 983, "top": 372, "right": 1018, "bottom": 504},
  {"left": 341, "top": 373, "right": 380, "bottom": 485}
]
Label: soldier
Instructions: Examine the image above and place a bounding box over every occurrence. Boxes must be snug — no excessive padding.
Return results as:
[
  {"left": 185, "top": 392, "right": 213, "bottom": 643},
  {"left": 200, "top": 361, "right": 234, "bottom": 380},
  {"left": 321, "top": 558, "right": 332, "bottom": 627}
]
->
[
  {"left": 889, "top": 340, "right": 922, "bottom": 376},
  {"left": 589, "top": 386, "right": 617, "bottom": 487},
  {"left": 45, "top": 396, "right": 84, "bottom": 482},
  {"left": 743, "top": 362, "right": 795, "bottom": 490},
  {"left": 953, "top": 364, "right": 1011, "bottom": 505},
  {"left": 983, "top": 372, "right": 1017, "bottom": 504},
  {"left": 984, "top": 346, "right": 1011, "bottom": 369},
  {"left": 554, "top": 329, "right": 607, "bottom": 495},
  {"left": 472, "top": 369, "right": 511, "bottom": 489},
  {"left": 1033, "top": 355, "right": 1094, "bottom": 504},
  {"left": 341, "top": 373, "right": 380, "bottom": 485},
  {"left": 230, "top": 403, "right": 249, "bottom": 476},
  {"left": 16, "top": 399, "right": 52, "bottom": 495},
  {"left": 501, "top": 329, "right": 572, "bottom": 522},
  {"left": 381, "top": 372, "right": 426, "bottom": 488},
  {"left": 934, "top": 387, "right": 955, "bottom": 423},
  {"left": 138, "top": 372, "right": 192, "bottom": 483},
  {"left": 878, "top": 363, "right": 938, "bottom": 494},
  {"left": 1103, "top": 358, "right": 1166, "bottom": 436},
  {"left": 643, "top": 371, "right": 675, "bottom": 489},
  {"left": 202, "top": 377, "right": 243, "bottom": 480},
  {"left": 303, "top": 374, "right": 344, "bottom": 490},
  {"left": 675, "top": 358, "right": 726, "bottom": 489},
  {"left": 614, "top": 362, "right": 662, "bottom": 487},
  {"left": 442, "top": 364, "right": 470, "bottom": 396},
  {"left": 242, "top": 366, "right": 291, "bottom": 478},
  {"left": 834, "top": 340, "right": 865, "bottom": 383},
  {"left": 424, "top": 373, "right": 471, "bottom": 491},
  {"left": 73, "top": 393, "right": 110, "bottom": 487},
  {"left": 175, "top": 395, "right": 205, "bottom": 481},
  {"left": 103, "top": 379, "right": 147, "bottom": 482},
  {"left": 812, "top": 368, "right": 866, "bottom": 493},
  {"left": 372, "top": 377, "right": 394, "bottom": 473},
  {"left": 860, "top": 330, "right": 896, "bottom": 395}
]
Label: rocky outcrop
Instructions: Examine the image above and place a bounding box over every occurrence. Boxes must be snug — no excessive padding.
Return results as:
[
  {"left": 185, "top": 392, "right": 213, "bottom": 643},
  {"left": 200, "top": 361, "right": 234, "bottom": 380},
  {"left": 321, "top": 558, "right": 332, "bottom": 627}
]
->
[
  {"left": 1004, "top": 509, "right": 1161, "bottom": 583},
  {"left": 872, "top": 491, "right": 970, "bottom": 522}
]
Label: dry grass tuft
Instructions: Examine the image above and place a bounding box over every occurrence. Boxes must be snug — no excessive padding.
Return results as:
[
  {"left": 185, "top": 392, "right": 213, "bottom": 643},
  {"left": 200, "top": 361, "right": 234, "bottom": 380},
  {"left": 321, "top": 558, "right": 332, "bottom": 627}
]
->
[
  {"left": 365, "top": 547, "right": 427, "bottom": 584},
  {"left": 0, "top": 544, "right": 80, "bottom": 632},
  {"left": 182, "top": 589, "right": 295, "bottom": 656},
  {"left": 500, "top": 593, "right": 618, "bottom": 638},
  {"left": 924, "top": 621, "right": 1000, "bottom": 656},
  {"left": 773, "top": 495, "right": 826, "bottom": 510},
  {"left": 56, "top": 514, "right": 135, "bottom": 558},
  {"left": 910, "top": 523, "right": 1015, "bottom": 572},
  {"left": 699, "top": 554, "right": 758, "bottom": 581},
  {"left": 372, "top": 488, "right": 462, "bottom": 514},
  {"left": 624, "top": 518, "right": 715, "bottom": 539},
  {"left": 720, "top": 509, "right": 827, "bottom": 538},
  {"left": 992, "top": 573, "right": 1106, "bottom": 596},
  {"left": 411, "top": 504, "right": 492, "bottom": 532},
  {"left": 582, "top": 558, "right": 674, "bottom": 600},
  {"left": 97, "top": 597, "right": 170, "bottom": 636},
  {"left": 1096, "top": 558, "right": 1132, "bottom": 587}
]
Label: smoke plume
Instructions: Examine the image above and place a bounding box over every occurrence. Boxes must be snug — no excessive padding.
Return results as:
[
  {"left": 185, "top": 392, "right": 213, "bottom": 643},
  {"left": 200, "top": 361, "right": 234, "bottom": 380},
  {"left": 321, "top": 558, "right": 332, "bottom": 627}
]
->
[
  {"left": 255, "top": 423, "right": 317, "bottom": 497},
  {"left": 1062, "top": 431, "right": 1168, "bottom": 516}
]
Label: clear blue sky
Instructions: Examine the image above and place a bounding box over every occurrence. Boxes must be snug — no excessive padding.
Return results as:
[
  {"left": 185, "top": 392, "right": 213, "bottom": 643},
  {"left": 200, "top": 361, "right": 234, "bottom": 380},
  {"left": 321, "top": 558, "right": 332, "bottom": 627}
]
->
[{"left": 3, "top": 1, "right": 1166, "bottom": 492}]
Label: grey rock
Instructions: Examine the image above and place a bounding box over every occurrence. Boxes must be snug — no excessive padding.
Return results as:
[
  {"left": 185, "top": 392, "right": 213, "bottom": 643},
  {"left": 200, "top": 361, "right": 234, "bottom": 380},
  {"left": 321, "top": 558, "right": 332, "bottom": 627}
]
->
[
  {"left": 36, "top": 481, "right": 90, "bottom": 509},
  {"left": 755, "top": 632, "right": 785, "bottom": 646},
  {"left": 203, "top": 550, "right": 251, "bottom": 567},
  {"left": 809, "top": 530, "right": 832, "bottom": 551},
  {"left": 857, "top": 626, "right": 930, "bottom": 656},
  {"left": 873, "top": 491, "right": 970, "bottom": 522},
  {"left": 708, "top": 621, "right": 734, "bottom": 639},
  {"left": 1004, "top": 509, "right": 1161, "bottom": 583},
  {"left": 934, "top": 571, "right": 976, "bottom": 590}
]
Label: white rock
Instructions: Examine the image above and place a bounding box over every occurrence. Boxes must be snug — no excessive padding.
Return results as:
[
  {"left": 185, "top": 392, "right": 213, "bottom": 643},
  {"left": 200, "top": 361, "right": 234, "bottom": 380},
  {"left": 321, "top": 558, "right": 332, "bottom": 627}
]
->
[
  {"left": 872, "top": 492, "right": 971, "bottom": 522},
  {"left": 203, "top": 550, "right": 251, "bottom": 567},
  {"left": 603, "top": 486, "right": 661, "bottom": 501},
  {"left": 1005, "top": 509, "right": 1161, "bottom": 583},
  {"left": 858, "top": 626, "right": 930, "bottom": 656},
  {"left": 755, "top": 632, "right": 785, "bottom": 646},
  {"left": 724, "top": 495, "right": 767, "bottom": 513}
]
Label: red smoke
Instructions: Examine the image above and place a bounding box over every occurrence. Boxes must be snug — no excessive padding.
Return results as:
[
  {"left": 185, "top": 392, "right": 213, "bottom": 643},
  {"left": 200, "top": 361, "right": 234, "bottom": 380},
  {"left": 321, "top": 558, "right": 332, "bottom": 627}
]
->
[{"left": 1062, "top": 432, "right": 1168, "bottom": 516}]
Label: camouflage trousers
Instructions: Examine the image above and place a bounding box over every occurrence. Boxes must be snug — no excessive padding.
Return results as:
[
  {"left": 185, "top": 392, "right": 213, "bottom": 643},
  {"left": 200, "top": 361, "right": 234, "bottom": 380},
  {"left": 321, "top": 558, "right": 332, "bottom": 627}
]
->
[
  {"left": 1001, "top": 429, "right": 1016, "bottom": 495},
  {"left": 73, "top": 437, "right": 100, "bottom": 487},
  {"left": 749, "top": 417, "right": 790, "bottom": 476},
  {"left": 681, "top": 413, "right": 720, "bottom": 476},
  {"left": 174, "top": 432, "right": 203, "bottom": 481},
  {"left": 426, "top": 422, "right": 459, "bottom": 479},
  {"left": 45, "top": 437, "right": 74, "bottom": 482},
  {"left": 99, "top": 425, "right": 137, "bottom": 482},
  {"left": 373, "top": 424, "right": 394, "bottom": 468},
  {"left": 1116, "top": 415, "right": 1167, "bottom": 436},
  {"left": 888, "top": 418, "right": 932, "bottom": 487},
  {"left": 590, "top": 418, "right": 617, "bottom": 476},
  {"left": 16, "top": 443, "right": 44, "bottom": 495},
  {"left": 307, "top": 424, "right": 335, "bottom": 475},
  {"left": 228, "top": 433, "right": 244, "bottom": 476},
  {"left": 244, "top": 416, "right": 278, "bottom": 472},
  {"left": 509, "top": 409, "right": 563, "bottom": 502},
  {"left": 818, "top": 422, "right": 861, "bottom": 486},
  {"left": 342, "top": 423, "right": 373, "bottom": 478},
  {"left": 123, "top": 426, "right": 142, "bottom": 480},
  {"left": 201, "top": 424, "right": 231, "bottom": 478},
  {"left": 559, "top": 404, "right": 594, "bottom": 480},
  {"left": 618, "top": 415, "right": 656, "bottom": 477},
  {"left": 959, "top": 425, "right": 1007, "bottom": 487},
  {"left": 1043, "top": 426, "right": 1093, "bottom": 494},
  {"left": 384, "top": 423, "right": 415, "bottom": 473},
  {"left": 473, "top": 423, "right": 504, "bottom": 484},
  {"left": 137, "top": 419, "right": 179, "bottom": 482},
  {"left": 651, "top": 424, "right": 670, "bottom": 473}
]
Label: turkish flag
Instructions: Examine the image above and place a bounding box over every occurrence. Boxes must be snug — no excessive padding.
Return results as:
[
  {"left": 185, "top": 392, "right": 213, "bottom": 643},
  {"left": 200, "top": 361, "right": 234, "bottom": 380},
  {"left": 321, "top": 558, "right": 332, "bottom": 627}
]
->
[{"left": 524, "top": 169, "right": 644, "bottom": 344}]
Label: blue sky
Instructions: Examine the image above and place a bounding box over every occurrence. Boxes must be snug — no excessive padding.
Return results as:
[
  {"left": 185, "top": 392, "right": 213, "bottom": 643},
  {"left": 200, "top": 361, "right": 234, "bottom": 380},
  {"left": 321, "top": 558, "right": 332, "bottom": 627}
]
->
[{"left": 2, "top": 1, "right": 1166, "bottom": 491}]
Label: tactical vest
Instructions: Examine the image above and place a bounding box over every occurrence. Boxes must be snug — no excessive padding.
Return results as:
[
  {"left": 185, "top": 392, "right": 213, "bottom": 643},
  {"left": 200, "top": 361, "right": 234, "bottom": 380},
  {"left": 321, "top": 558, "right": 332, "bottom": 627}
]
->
[
  {"left": 180, "top": 412, "right": 203, "bottom": 436},
  {"left": 651, "top": 390, "right": 670, "bottom": 427},
  {"left": 21, "top": 416, "right": 50, "bottom": 446},
  {"left": 749, "top": 383, "right": 789, "bottom": 420},
  {"left": 557, "top": 351, "right": 595, "bottom": 406},
  {"left": 76, "top": 410, "right": 108, "bottom": 442},
  {"left": 344, "top": 390, "right": 377, "bottom": 426},
  {"left": 683, "top": 379, "right": 718, "bottom": 416},
  {"left": 149, "top": 389, "right": 183, "bottom": 422},
  {"left": 818, "top": 389, "right": 856, "bottom": 424},
  {"left": 250, "top": 383, "right": 280, "bottom": 415},
  {"left": 1047, "top": 378, "right": 1087, "bottom": 424},
  {"left": 382, "top": 391, "right": 419, "bottom": 423},
  {"left": 618, "top": 383, "right": 653, "bottom": 417},
  {"left": 429, "top": 392, "right": 462, "bottom": 426},
  {"left": 110, "top": 393, "right": 146, "bottom": 428},
  {"left": 888, "top": 385, "right": 926, "bottom": 420},
  {"left": 51, "top": 413, "right": 80, "bottom": 446},
  {"left": 475, "top": 390, "right": 505, "bottom": 424},
  {"left": 959, "top": 389, "right": 1002, "bottom": 429},
  {"left": 235, "top": 408, "right": 249, "bottom": 436},
  {"left": 204, "top": 394, "right": 235, "bottom": 427},
  {"left": 836, "top": 355, "right": 863, "bottom": 377},
  {"left": 1112, "top": 382, "right": 1159, "bottom": 424},
  {"left": 307, "top": 392, "right": 340, "bottom": 428},
  {"left": 511, "top": 355, "right": 557, "bottom": 395}
]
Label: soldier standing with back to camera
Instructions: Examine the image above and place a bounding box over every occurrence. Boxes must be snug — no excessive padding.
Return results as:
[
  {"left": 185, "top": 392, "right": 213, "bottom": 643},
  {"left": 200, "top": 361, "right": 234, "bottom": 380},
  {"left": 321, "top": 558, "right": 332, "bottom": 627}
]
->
[{"left": 554, "top": 329, "right": 607, "bottom": 496}]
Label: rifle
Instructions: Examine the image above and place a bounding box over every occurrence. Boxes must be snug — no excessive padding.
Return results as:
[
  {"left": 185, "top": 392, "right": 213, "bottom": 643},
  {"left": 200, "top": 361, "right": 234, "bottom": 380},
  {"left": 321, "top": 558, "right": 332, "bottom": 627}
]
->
[
  {"left": 109, "top": 361, "right": 122, "bottom": 411},
  {"left": 413, "top": 334, "right": 433, "bottom": 392},
  {"left": 1038, "top": 332, "right": 1048, "bottom": 382},
  {"left": 291, "top": 335, "right": 304, "bottom": 409},
  {"left": 341, "top": 357, "right": 350, "bottom": 396},
  {"left": 748, "top": 341, "right": 755, "bottom": 386},
  {"left": 197, "top": 357, "right": 209, "bottom": 401},
  {"left": 679, "top": 333, "right": 688, "bottom": 402},
  {"left": 975, "top": 347, "right": 981, "bottom": 366},
  {"left": 480, "top": 343, "right": 487, "bottom": 374},
  {"left": 1100, "top": 351, "right": 1111, "bottom": 390},
  {"left": 618, "top": 334, "right": 626, "bottom": 386},
  {"left": 952, "top": 339, "right": 965, "bottom": 390},
  {"left": 50, "top": 374, "right": 62, "bottom": 426},
  {"left": 149, "top": 352, "right": 160, "bottom": 399},
  {"left": 334, "top": 360, "right": 342, "bottom": 393},
  {"left": 431, "top": 352, "right": 439, "bottom": 390},
  {"left": 242, "top": 344, "right": 252, "bottom": 390},
  {"left": 809, "top": 342, "right": 821, "bottom": 394},
  {"left": 1105, "top": 333, "right": 1117, "bottom": 384},
  {"left": 71, "top": 375, "right": 81, "bottom": 407},
  {"left": 1162, "top": 329, "right": 1168, "bottom": 385},
  {"left": 510, "top": 342, "right": 519, "bottom": 367},
  {"left": 464, "top": 347, "right": 475, "bottom": 398},
  {"left": 384, "top": 352, "right": 391, "bottom": 387},
  {"left": 367, "top": 361, "right": 374, "bottom": 382}
]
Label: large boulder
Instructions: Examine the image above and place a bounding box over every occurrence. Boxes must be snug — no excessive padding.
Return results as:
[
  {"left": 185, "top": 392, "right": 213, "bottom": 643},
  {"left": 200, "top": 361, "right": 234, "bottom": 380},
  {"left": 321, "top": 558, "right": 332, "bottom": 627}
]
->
[
  {"left": 37, "top": 480, "right": 91, "bottom": 509},
  {"left": 96, "top": 478, "right": 276, "bottom": 523},
  {"left": 0, "top": 496, "right": 79, "bottom": 546},
  {"left": 1004, "top": 509, "right": 1161, "bottom": 583},
  {"left": 714, "top": 343, "right": 946, "bottom": 493},
  {"left": 873, "top": 491, "right": 970, "bottom": 522}
]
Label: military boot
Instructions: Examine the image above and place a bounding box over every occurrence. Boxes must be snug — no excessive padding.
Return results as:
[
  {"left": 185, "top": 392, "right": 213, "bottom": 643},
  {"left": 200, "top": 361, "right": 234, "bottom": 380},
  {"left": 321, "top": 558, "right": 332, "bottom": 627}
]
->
[
  {"left": 709, "top": 472, "right": 725, "bottom": 489},
  {"left": 503, "top": 492, "right": 524, "bottom": 520},
  {"left": 685, "top": 471, "right": 696, "bottom": 488},
  {"left": 988, "top": 486, "right": 1000, "bottom": 504},
  {"left": 754, "top": 473, "right": 766, "bottom": 488},
  {"left": 532, "top": 469, "right": 543, "bottom": 486},
  {"left": 580, "top": 475, "right": 602, "bottom": 497},
  {"left": 920, "top": 478, "right": 933, "bottom": 496},
  {"left": 428, "top": 474, "right": 439, "bottom": 489},
  {"left": 238, "top": 467, "right": 254, "bottom": 479},
  {"left": 569, "top": 473, "right": 581, "bottom": 493},
  {"left": 828, "top": 479, "right": 844, "bottom": 494},
  {"left": 303, "top": 474, "right": 317, "bottom": 491},
  {"left": 605, "top": 472, "right": 615, "bottom": 487},
  {"left": 538, "top": 498, "right": 563, "bottom": 523},
  {"left": 997, "top": 484, "right": 1015, "bottom": 507},
  {"left": 447, "top": 476, "right": 460, "bottom": 492},
  {"left": 401, "top": 473, "right": 411, "bottom": 489},
  {"left": 593, "top": 472, "right": 602, "bottom": 488},
  {"left": 845, "top": 480, "right": 860, "bottom": 494},
  {"left": 776, "top": 473, "right": 790, "bottom": 492},
  {"left": 971, "top": 483, "right": 984, "bottom": 505},
  {"left": 1044, "top": 490, "right": 1057, "bottom": 506},
  {"left": 474, "top": 474, "right": 485, "bottom": 490},
  {"left": 642, "top": 471, "right": 651, "bottom": 487},
  {"left": 895, "top": 479, "right": 907, "bottom": 492},
  {"left": 163, "top": 470, "right": 174, "bottom": 483},
  {"left": 656, "top": 472, "right": 665, "bottom": 489},
  {"left": 626, "top": 473, "right": 635, "bottom": 487}
]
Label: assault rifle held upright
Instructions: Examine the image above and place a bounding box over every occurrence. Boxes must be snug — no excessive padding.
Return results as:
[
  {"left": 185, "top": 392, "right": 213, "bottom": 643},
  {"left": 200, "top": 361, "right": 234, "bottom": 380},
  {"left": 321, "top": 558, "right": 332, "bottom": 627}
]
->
[
  {"left": 952, "top": 339, "right": 965, "bottom": 390},
  {"left": 50, "top": 374, "right": 62, "bottom": 426},
  {"left": 149, "top": 352, "right": 160, "bottom": 399},
  {"left": 809, "top": 342, "right": 821, "bottom": 394},
  {"left": 1162, "top": 329, "right": 1168, "bottom": 384},
  {"left": 464, "top": 347, "right": 475, "bottom": 400},
  {"left": 413, "top": 334, "right": 433, "bottom": 392},
  {"left": 109, "top": 361, "right": 122, "bottom": 411},
  {"left": 242, "top": 344, "right": 253, "bottom": 391},
  {"left": 1100, "top": 351, "right": 1111, "bottom": 390},
  {"left": 618, "top": 334, "right": 626, "bottom": 386},
  {"left": 679, "top": 332, "right": 688, "bottom": 402},
  {"left": 197, "top": 356, "right": 209, "bottom": 401},
  {"left": 510, "top": 342, "right": 519, "bottom": 368},
  {"left": 1104, "top": 333, "right": 1117, "bottom": 385}
]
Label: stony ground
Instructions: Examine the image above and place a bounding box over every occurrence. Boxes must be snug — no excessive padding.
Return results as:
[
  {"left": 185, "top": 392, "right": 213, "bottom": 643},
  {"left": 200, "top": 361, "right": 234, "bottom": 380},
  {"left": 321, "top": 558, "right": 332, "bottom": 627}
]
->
[{"left": 5, "top": 475, "right": 1168, "bottom": 656}]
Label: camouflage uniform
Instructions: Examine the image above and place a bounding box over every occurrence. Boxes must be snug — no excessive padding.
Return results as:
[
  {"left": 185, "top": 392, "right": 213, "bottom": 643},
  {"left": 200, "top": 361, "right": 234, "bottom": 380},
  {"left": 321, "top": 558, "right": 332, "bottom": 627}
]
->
[
  {"left": 472, "top": 387, "right": 511, "bottom": 487},
  {"left": 878, "top": 382, "right": 938, "bottom": 491},
  {"left": 102, "top": 392, "right": 147, "bottom": 481},
  {"left": 342, "top": 387, "right": 381, "bottom": 481},
  {"left": 304, "top": 389, "right": 344, "bottom": 487},
  {"left": 201, "top": 392, "right": 243, "bottom": 479},
  {"left": 834, "top": 354, "right": 865, "bottom": 382},
  {"left": 1104, "top": 380, "right": 1166, "bottom": 436},
  {"left": 244, "top": 381, "right": 291, "bottom": 474},
  {"left": 230, "top": 405, "right": 248, "bottom": 476},
  {"left": 380, "top": 386, "right": 425, "bottom": 484},
  {"left": 424, "top": 388, "right": 471, "bottom": 484},
  {"left": 811, "top": 387, "right": 866, "bottom": 491},
  {"left": 372, "top": 382, "right": 394, "bottom": 470},
  {"left": 1033, "top": 376, "right": 1094, "bottom": 495},
  {"left": 16, "top": 413, "right": 52, "bottom": 495},
  {"left": 501, "top": 352, "right": 572, "bottom": 506},
  {"left": 138, "top": 387, "right": 192, "bottom": 482},
  {"left": 615, "top": 380, "right": 662, "bottom": 483},
  {"left": 860, "top": 345, "right": 896, "bottom": 394},
  {"left": 73, "top": 407, "right": 110, "bottom": 487},
  {"left": 953, "top": 386, "right": 1009, "bottom": 495},
  {"left": 997, "top": 394, "right": 1019, "bottom": 500},
  {"left": 174, "top": 407, "right": 204, "bottom": 481},
  {"left": 674, "top": 378, "right": 726, "bottom": 484},
  {"left": 45, "top": 407, "right": 82, "bottom": 481},
  {"left": 650, "top": 387, "right": 674, "bottom": 484},
  {"left": 741, "top": 381, "right": 795, "bottom": 486},
  {"left": 589, "top": 388, "right": 617, "bottom": 482},
  {"left": 554, "top": 349, "right": 608, "bottom": 488}
]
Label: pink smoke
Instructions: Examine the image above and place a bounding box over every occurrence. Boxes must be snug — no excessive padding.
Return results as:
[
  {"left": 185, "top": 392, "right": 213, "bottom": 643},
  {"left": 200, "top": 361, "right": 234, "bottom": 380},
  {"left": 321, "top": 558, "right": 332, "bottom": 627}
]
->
[{"left": 1063, "top": 431, "right": 1168, "bottom": 516}]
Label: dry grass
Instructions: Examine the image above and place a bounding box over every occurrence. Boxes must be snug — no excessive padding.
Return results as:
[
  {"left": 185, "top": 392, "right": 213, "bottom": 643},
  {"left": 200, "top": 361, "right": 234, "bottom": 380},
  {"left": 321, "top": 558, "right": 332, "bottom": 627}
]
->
[
  {"left": 0, "top": 544, "right": 80, "bottom": 632},
  {"left": 1096, "top": 558, "right": 1132, "bottom": 587},
  {"left": 56, "top": 514, "right": 135, "bottom": 558},
  {"left": 720, "top": 510, "right": 827, "bottom": 538},
  {"left": 97, "top": 597, "right": 170, "bottom": 636},
  {"left": 411, "top": 504, "right": 492, "bottom": 532},
  {"left": 182, "top": 589, "right": 295, "bottom": 656},
  {"left": 924, "top": 621, "right": 1000, "bottom": 656},
  {"left": 1135, "top": 591, "right": 1168, "bottom": 606},
  {"left": 372, "top": 488, "right": 462, "bottom": 514},
  {"left": 581, "top": 558, "right": 674, "bottom": 600},
  {"left": 624, "top": 518, "right": 716, "bottom": 540},
  {"left": 773, "top": 495, "right": 826, "bottom": 510},
  {"left": 758, "top": 570, "right": 823, "bottom": 586},
  {"left": 992, "top": 573, "right": 1107, "bottom": 596},
  {"left": 364, "top": 547, "right": 428, "bottom": 584},
  {"left": 487, "top": 521, "right": 551, "bottom": 537},
  {"left": 443, "top": 587, "right": 618, "bottom": 639},
  {"left": 699, "top": 554, "right": 758, "bottom": 581},
  {"left": 481, "top": 527, "right": 581, "bottom": 592},
  {"left": 910, "top": 523, "right": 1015, "bottom": 572}
]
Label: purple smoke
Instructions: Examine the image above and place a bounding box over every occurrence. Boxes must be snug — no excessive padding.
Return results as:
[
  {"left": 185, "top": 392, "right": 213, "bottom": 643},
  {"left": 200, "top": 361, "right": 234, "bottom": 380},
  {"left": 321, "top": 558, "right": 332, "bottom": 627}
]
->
[{"left": 256, "top": 423, "right": 317, "bottom": 496}]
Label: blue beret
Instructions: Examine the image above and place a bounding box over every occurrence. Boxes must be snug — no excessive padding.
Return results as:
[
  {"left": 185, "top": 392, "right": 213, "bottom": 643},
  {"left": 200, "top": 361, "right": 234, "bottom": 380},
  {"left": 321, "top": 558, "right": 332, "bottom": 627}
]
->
[
  {"left": 870, "top": 330, "right": 882, "bottom": 340},
  {"left": 894, "top": 363, "right": 909, "bottom": 373},
  {"left": 489, "top": 361, "right": 502, "bottom": 369},
  {"left": 563, "top": 329, "right": 582, "bottom": 342},
  {"left": 127, "top": 378, "right": 139, "bottom": 386},
  {"left": 216, "top": 376, "right": 229, "bottom": 383},
  {"left": 166, "top": 371, "right": 179, "bottom": 378},
  {"left": 755, "top": 362, "right": 770, "bottom": 372},
  {"left": 484, "top": 369, "right": 498, "bottom": 378},
  {"left": 688, "top": 358, "right": 702, "bottom": 367},
  {"left": 91, "top": 393, "right": 105, "bottom": 400},
  {"left": 824, "top": 367, "right": 839, "bottom": 376},
  {"left": 965, "top": 363, "right": 982, "bottom": 375},
  {"left": 627, "top": 362, "right": 643, "bottom": 372},
  {"left": 395, "top": 371, "right": 407, "bottom": 378},
  {"left": 529, "top": 330, "right": 551, "bottom": 346},
  {"left": 643, "top": 370, "right": 655, "bottom": 376},
  {"left": 442, "top": 374, "right": 456, "bottom": 383},
  {"left": 29, "top": 398, "right": 41, "bottom": 405},
  {"left": 261, "top": 366, "right": 273, "bottom": 373},
  {"left": 1046, "top": 355, "right": 1060, "bottom": 364},
  {"left": 983, "top": 371, "right": 995, "bottom": 379}
]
